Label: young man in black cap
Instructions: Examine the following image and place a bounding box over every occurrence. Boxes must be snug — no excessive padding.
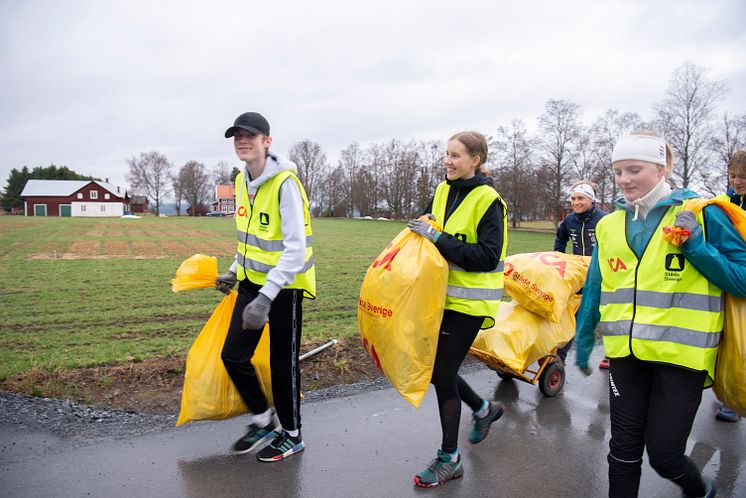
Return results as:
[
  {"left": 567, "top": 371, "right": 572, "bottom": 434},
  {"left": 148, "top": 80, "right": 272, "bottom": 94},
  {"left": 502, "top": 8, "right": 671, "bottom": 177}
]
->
[{"left": 215, "top": 112, "right": 316, "bottom": 462}]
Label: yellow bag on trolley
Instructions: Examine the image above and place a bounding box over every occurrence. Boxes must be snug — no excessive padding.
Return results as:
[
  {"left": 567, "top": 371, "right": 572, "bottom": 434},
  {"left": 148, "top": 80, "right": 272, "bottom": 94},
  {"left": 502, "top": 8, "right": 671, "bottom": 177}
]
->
[
  {"left": 469, "top": 300, "right": 576, "bottom": 373},
  {"left": 663, "top": 199, "right": 746, "bottom": 415},
  {"left": 503, "top": 252, "right": 590, "bottom": 323},
  {"left": 171, "top": 254, "right": 272, "bottom": 426},
  {"left": 358, "top": 220, "right": 449, "bottom": 408}
]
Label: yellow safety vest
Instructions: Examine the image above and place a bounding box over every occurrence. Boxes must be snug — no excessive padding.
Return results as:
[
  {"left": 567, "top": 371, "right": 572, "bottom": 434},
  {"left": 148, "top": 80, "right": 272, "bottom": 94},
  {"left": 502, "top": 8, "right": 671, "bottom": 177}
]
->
[
  {"left": 234, "top": 170, "right": 316, "bottom": 299},
  {"left": 596, "top": 205, "right": 723, "bottom": 385},
  {"left": 431, "top": 181, "right": 508, "bottom": 329},
  {"left": 716, "top": 193, "right": 746, "bottom": 209}
]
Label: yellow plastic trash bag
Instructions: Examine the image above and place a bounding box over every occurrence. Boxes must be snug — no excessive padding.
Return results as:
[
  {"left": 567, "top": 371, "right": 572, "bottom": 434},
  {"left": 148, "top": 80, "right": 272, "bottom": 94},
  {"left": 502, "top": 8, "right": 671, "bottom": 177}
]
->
[
  {"left": 171, "top": 254, "right": 219, "bottom": 292},
  {"left": 469, "top": 300, "right": 576, "bottom": 373},
  {"left": 661, "top": 200, "right": 746, "bottom": 414},
  {"left": 358, "top": 220, "right": 449, "bottom": 408},
  {"left": 503, "top": 252, "right": 590, "bottom": 323},
  {"left": 714, "top": 295, "right": 746, "bottom": 416},
  {"left": 177, "top": 291, "right": 273, "bottom": 425}
]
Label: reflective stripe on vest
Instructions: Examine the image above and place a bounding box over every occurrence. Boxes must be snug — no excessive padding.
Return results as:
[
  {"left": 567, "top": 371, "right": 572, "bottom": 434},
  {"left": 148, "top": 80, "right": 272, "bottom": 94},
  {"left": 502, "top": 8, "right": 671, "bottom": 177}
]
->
[
  {"left": 596, "top": 205, "right": 722, "bottom": 385},
  {"left": 432, "top": 181, "right": 507, "bottom": 329},
  {"left": 234, "top": 170, "right": 316, "bottom": 298}
]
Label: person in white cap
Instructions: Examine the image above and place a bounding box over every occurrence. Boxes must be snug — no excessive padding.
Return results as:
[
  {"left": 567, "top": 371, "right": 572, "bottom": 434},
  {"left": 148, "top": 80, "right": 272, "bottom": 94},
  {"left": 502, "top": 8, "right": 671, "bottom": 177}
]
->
[
  {"left": 574, "top": 130, "right": 746, "bottom": 498},
  {"left": 554, "top": 180, "right": 608, "bottom": 366}
]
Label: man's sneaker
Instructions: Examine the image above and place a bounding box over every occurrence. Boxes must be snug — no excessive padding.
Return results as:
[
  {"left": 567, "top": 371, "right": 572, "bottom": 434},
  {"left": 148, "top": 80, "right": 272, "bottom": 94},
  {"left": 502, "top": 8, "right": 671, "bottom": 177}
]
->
[
  {"left": 468, "top": 401, "right": 505, "bottom": 444},
  {"left": 257, "top": 431, "right": 305, "bottom": 462},
  {"left": 231, "top": 422, "right": 276, "bottom": 454},
  {"left": 599, "top": 357, "right": 610, "bottom": 369},
  {"left": 413, "top": 450, "right": 464, "bottom": 488},
  {"left": 715, "top": 405, "right": 740, "bottom": 422}
]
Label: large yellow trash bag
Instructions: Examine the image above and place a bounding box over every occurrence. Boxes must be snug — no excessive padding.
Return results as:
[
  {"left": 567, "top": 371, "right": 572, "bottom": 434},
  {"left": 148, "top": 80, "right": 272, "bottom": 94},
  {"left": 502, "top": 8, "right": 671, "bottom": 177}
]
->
[
  {"left": 171, "top": 254, "right": 219, "bottom": 292},
  {"left": 468, "top": 301, "right": 576, "bottom": 373},
  {"left": 503, "top": 252, "right": 590, "bottom": 323},
  {"left": 358, "top": 221, "right": 449, "bottom": 408},
  {"left": 171, "top": 254, "right": 272, "bottom": 425},
  {"left": 662, "top": 199, "right": 746, "bottom": 415}
]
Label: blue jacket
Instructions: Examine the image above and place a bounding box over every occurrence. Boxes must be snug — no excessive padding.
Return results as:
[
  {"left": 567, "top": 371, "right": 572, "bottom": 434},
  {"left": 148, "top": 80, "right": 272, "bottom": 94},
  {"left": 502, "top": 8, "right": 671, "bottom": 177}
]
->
[
  {"left": 575, "top": 189, "right": 746, "bottom": 369},
  {"left": 724, "top": 187, "right": 746, "bottom": 209},
  {"left": 554, "top": 205, "right": 607, "bottom": 256}
]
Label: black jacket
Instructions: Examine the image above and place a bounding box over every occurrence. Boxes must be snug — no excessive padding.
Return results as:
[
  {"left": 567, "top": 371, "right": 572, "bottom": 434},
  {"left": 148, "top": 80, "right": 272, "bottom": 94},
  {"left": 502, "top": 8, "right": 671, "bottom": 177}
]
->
[
  {"left": 553, "top": 205, "right": 607, "bottom": 256},
  {"left": 423, "top": 173, "right": 505, "bottom": 272}
]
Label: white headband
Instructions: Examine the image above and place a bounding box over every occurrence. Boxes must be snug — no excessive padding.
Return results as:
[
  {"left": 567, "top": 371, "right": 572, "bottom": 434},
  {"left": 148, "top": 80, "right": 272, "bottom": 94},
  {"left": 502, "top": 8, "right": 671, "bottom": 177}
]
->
[
  {"left": 611, "top": 134, "right": 667, "bottom": 167},
  {"left": 571, "top": 183, "right": 595, "bottom": 201}
]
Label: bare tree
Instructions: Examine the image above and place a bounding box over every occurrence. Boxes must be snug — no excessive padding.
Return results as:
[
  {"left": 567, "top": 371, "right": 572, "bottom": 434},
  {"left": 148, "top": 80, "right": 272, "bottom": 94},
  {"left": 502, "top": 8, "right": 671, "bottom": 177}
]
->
[
  {"left": 172, "top": 172, "right": 184, "bottom": 216},
  {"left": 212, "top": 160, "right": 232, "bottom": 185},
  {"left": 537, "top": 99, "right": 582, "bottom": 226},
  {"left": 654, "top": 62, "right": 727, "bottom": 188},
  {"left": 179, "top": 160, "right": 211, "bottom": 216},
  {"left": 492, "top": 120, "right": 535, "bottom": 228},
  {"left": 337, "top": 142, "right": 363, "bottom": 217},
  {"left": 589, "top": 109, "right": 642, "bottom": 205},
  {"left": 704, "top": 112, "right": 746, "bottom": 195},
  {"left": 288, "top": 140, "right": 327, "bottom": 204},
  {"left": 126, "top": 151, "right": 173, "bottom": 216}
]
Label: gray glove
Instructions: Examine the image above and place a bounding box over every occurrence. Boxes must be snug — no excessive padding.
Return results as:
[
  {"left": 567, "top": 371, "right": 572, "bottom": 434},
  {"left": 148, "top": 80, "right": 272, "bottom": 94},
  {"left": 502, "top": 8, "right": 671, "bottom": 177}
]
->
[
  {"left": 242, "top": 293, "right": 272, "bottom": 330},
  {"left": 407, "top": 219, "right": 440, "bottom": 243},
  {"left": 674, "top": 211, "right": 701, "bottom": 241},
  {"left": 216, "top": 270, "right": 237, "bottom": 295}
]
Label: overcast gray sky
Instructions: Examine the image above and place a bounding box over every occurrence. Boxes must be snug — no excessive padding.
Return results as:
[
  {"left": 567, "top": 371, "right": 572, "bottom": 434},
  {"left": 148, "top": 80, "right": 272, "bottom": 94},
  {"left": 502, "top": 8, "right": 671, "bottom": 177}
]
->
[{"left": 1, "top": 0, "right": 745, "bottom": 190}]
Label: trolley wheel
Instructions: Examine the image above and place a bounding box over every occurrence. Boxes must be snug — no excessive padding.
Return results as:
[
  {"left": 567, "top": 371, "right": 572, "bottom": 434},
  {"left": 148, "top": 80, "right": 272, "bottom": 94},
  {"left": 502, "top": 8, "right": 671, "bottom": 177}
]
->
[
  {"left": 538, "top": 362, "right": 565, "bottom": 397},
  {"left": 497, "top": 372, "right": 514, "bottom": 381}
]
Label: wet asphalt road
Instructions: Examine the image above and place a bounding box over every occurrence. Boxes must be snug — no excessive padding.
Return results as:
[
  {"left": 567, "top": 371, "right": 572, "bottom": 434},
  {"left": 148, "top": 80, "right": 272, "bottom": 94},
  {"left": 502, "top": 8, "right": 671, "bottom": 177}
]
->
[{"left": 2, "top": 352, "right": 745, "bottom": 498}]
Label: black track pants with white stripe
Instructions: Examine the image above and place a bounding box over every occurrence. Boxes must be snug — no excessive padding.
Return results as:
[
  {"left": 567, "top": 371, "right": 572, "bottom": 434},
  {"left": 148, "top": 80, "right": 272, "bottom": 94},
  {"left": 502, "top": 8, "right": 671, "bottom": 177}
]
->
[{"left": 222, "top": 279, "right": 303, "bottom": 432}]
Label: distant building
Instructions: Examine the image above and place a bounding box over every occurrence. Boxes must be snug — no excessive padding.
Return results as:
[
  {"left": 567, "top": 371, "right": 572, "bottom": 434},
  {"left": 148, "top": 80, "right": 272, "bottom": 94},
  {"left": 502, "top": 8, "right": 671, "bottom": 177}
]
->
[
  {"left": 130, "top": 195, "right": 149, "bottom": 214},
  {"left": 211, "top": 184, "right": 236, "bottom": 214},
  {"left": 20, "top": 179, "right": 129, "bottom": 217}
]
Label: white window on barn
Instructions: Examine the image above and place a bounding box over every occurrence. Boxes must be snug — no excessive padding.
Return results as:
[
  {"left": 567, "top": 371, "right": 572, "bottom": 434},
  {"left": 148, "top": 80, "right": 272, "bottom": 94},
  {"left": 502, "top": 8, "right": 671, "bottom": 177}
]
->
[
  {"left": 77, "top": 193, "right": 83, "bottom": 199},
  {"left": 90, "top": 190, "right": 98, "bottom": 199},
  {"left": 101, "top": 204, "right": 106, "bottom": 212},
  {"left": 104, "top": 193, "right": 110, "bottom": 200},
  {"left": 81, "top": 205, "right": 87, "bottom": 212}
]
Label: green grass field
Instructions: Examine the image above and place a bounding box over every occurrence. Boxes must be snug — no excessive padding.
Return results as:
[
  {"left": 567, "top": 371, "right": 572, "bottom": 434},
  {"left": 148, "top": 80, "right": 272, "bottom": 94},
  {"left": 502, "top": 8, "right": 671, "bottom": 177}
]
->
[{"left": 0, "top": 216, "right": 554, "bottom": 379}]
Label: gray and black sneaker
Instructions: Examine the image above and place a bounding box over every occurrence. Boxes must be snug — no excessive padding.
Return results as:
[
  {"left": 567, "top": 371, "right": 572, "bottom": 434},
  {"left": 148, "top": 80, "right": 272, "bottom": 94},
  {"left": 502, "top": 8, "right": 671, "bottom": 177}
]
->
[
  {"left": 232, "top": 422, "right": 276, "bottom": 454},
  {"left": 257, "top": 430, "right": 305, "bottom": 462},
  {"left": 469, "top": 401, "right": 505, "bottom": 444}
]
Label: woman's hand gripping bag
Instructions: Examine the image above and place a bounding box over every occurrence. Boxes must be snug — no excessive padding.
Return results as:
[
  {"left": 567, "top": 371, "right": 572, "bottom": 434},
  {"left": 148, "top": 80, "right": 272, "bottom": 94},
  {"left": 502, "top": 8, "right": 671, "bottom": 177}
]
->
[
  {"left": 171, "top": 255, "right": 272, "bottom": 425},
  {"left": 503, "top": 252, "right": 590, "bottom": 323},
  {"left": 358, "top": 219, "right": 448, "bottom": 408}
]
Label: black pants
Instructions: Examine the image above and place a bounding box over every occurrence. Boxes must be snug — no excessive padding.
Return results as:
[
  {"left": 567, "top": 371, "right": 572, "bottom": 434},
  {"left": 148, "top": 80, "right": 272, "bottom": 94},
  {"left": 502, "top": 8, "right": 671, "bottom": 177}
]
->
[
  {"left": 607, "top": 356, "right": 707, "bottom": 498},
  {"left": 430, "top": 310, "right": 485, "bottom": 454},
  {"left": 221, "top": 280, "right": 303, "bottom": 432}
]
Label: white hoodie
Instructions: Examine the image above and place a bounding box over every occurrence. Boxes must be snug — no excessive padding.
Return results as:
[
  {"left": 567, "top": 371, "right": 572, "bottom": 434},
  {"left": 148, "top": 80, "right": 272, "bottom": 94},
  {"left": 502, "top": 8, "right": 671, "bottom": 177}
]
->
[{"left": 230, "top": 154, "right": 309, "bottom": 300}]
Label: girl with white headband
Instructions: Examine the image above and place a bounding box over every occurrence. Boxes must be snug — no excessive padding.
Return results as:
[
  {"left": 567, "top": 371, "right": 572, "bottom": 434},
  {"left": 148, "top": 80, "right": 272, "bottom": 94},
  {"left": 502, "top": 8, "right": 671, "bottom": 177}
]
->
[{"left": 574, "top": 130, "right": 746, "bottom": 498}]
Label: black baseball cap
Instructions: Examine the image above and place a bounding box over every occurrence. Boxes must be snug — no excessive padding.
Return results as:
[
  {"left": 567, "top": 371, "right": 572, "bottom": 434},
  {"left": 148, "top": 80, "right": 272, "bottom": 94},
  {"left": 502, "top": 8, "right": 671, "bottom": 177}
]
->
[{"left": 224, "top": 112, "right": 270, "bottom": 138}]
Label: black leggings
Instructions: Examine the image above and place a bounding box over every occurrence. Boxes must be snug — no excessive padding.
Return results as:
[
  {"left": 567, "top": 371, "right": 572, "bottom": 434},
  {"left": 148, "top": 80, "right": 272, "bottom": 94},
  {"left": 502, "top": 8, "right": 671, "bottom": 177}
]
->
[
  {"left": 430, "top": 310, "right": 486, "bottom": 454},
  {"left": 221, "top": 280, "right": 303, "bottom": 432},
  {"left": 607, "top": 356, "right": 707, "bottom": 498}
]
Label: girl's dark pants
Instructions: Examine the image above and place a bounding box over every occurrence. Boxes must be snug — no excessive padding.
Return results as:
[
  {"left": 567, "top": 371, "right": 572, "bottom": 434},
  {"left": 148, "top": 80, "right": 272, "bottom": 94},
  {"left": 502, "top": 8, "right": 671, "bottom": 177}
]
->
[
  {"left": 607, "top": 356, "right": 708, "bottom": 498},
  {"left": 221, "top": 279, "right": 303, "bottom": 432},
  {"left": 430, "top": 310, "right": 486, "bottom": 454}
]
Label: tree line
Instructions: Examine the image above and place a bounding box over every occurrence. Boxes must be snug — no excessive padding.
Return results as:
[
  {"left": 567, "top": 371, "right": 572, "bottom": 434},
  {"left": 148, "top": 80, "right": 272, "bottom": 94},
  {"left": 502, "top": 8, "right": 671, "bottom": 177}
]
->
[
  {"left": 0, "top": 165, "right": 99, "bottom": 212},
  {"left": 4, "top": 62, "right": 744, "bottom": 222}
]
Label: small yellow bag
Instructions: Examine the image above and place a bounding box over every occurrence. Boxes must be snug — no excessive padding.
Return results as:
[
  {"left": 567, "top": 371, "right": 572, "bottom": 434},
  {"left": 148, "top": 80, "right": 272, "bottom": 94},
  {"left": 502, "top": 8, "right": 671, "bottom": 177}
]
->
[
  {"left": 469, "top": 301, "right": 576, "bottom": 373},
  {"left": 358, "top": 220, "right": 449, "bottom": 408},
  {"left": 503, "top": 252, "right": 590, "bottom": 323},
  {"left": 171, "top": 254, "right": 219, "bottom": 292},
  {"left": 172, "top": 254, "right": 272, "bottom": 425}
]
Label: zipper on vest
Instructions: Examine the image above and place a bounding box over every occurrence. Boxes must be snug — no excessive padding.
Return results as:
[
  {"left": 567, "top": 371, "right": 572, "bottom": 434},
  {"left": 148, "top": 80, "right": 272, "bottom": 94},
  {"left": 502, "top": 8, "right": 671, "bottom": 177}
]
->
[{"left": 581, "top": 220, "right": 586, "bottom": 255}]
